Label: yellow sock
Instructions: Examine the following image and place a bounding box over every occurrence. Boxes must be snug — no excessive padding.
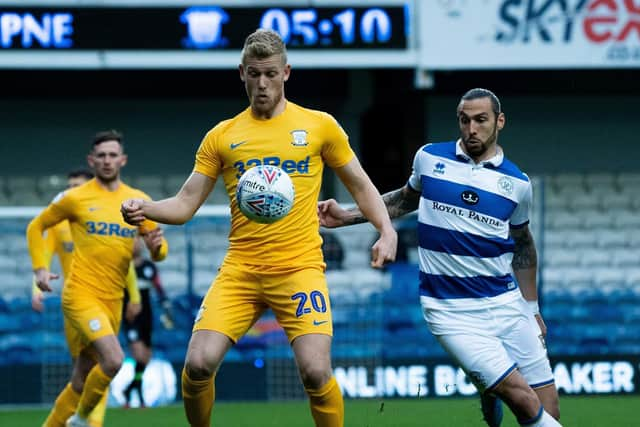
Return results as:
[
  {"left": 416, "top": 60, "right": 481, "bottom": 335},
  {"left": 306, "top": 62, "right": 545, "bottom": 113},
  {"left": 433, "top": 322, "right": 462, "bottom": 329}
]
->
[
  {"left": 87, "top": 388, "right": 109, "bottom": 427},
  {"left": 42, "top": 383, "right": 81, "bottom": 427},
  {"left": 77, "top": 365, "right": 112, "bottom": 419},
  {"left": 306, "top": 376, "right": 344, "bottom": 427},
  {"left": 181, "top": 368, "right": 215, "bottom": 427}
]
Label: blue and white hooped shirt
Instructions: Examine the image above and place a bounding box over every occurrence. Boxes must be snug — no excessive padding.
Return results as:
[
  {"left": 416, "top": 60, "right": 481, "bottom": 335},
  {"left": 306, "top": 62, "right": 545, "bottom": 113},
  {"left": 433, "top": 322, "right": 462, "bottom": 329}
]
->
[{"left": 408, "top": 140, "right": 532, "bottom": 311}]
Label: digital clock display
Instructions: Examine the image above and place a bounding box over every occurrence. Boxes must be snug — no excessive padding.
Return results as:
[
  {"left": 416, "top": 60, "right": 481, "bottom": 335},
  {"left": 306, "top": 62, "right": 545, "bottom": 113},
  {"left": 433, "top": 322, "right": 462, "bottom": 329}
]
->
[
  {"left": 0, "top": 6, "right": 407, "bottom": 50},
  {"left": 257, "top": 8, "right": 405, "bottom": 49}
]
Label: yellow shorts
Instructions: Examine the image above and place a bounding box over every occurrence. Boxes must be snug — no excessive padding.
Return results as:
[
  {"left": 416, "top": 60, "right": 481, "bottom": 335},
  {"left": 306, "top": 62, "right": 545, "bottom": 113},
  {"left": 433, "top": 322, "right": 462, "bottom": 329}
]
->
[
  {"left": 62, "top": 285, "right": 122, "bottom": 357},
  {"left": 194, "top": 264, "right": 333, "bottom": 342}
]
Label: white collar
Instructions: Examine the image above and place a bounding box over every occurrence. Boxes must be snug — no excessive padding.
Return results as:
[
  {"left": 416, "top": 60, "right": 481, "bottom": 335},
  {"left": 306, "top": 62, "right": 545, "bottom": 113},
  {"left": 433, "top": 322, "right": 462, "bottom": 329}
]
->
[{"left": 455, "top": 139, "right": 504, "bottom": 167}]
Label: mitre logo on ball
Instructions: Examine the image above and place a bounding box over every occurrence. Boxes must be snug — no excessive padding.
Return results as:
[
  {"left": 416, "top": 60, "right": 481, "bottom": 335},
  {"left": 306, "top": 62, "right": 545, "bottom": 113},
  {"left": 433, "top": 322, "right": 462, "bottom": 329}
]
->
[{"left": 235, "top": 165, "right": 295, "bottom": 224}]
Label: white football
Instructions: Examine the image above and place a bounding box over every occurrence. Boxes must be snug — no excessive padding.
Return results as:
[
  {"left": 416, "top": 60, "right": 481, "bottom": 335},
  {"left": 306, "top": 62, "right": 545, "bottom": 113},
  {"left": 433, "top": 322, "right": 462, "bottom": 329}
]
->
[{"left": 236, "top": 165, "right": 295, "bottom": 224}]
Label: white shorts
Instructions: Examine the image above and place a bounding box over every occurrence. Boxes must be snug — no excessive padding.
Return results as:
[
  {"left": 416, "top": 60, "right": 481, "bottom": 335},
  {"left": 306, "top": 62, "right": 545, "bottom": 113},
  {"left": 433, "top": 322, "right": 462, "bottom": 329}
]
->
[{"left": 421, "top": 296, "right": 554, "bottom": 392}]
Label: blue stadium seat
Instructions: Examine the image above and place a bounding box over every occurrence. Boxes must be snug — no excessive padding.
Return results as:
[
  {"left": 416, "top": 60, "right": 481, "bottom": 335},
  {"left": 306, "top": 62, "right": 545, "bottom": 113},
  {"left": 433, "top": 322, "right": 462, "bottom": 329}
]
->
[{"left": 0, "top": 313, "right": 21, "bottom": 332}]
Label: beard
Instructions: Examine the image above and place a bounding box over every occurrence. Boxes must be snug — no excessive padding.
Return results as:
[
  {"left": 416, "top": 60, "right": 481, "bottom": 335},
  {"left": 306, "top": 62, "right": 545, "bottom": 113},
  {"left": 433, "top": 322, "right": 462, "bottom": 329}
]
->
[{"left": 462, "top": 124, "right": 498, "bottom": 159}]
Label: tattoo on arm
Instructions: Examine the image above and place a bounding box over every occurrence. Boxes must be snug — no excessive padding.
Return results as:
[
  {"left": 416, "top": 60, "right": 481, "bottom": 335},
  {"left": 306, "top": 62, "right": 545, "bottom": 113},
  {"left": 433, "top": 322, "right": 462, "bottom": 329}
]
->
[
  {"left": 343, "top": 187, "right": 419, "bottom": 226},
  {"left": 511, "top": 228, "right": 538, "bottom": 269},
  {"left": 384, "top": 188, "right": 420, "bottom": 219},
  {"left": 343, "top": 210, "right": 368, "bottom": 226}
]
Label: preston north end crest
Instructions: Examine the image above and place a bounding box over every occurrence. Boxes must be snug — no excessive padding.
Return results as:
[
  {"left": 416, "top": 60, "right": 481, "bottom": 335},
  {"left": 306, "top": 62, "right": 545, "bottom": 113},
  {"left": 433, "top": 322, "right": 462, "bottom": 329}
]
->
[{"left": 290, "top": 130, "right": 308, "bottom": 147}]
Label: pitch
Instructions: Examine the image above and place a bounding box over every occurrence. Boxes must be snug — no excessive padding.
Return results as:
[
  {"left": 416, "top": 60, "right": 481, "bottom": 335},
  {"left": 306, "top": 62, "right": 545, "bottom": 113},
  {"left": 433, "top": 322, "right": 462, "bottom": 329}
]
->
[{"left": 0, "top": 395, "right": 637, "bottom": 426}]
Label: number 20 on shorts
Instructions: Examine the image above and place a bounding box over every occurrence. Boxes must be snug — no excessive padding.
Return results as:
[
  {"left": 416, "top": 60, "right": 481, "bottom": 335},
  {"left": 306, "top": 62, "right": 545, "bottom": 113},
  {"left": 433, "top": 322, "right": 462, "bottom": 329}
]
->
[{"left": 291, "top": 291, "right": 327, "bottom": 317}]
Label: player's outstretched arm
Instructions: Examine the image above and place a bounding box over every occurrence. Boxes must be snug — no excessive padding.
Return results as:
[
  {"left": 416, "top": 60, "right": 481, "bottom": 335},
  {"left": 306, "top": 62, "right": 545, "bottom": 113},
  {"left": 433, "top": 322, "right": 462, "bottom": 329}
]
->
[
  {"left": 318, "top": 182, "right": 420, "bottom": 228},
  {"left": 122, "top": 172, "right": 215, "bottom": 226},
  {"left": 331, "top": 158, "right": 398, "bottom": 267}
]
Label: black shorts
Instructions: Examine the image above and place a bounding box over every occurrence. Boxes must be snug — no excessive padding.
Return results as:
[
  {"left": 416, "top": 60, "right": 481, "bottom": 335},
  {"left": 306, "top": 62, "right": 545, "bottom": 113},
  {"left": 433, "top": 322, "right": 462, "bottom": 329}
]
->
[{"left": 123, "top": 288, "right": 153, "bottom": 346}]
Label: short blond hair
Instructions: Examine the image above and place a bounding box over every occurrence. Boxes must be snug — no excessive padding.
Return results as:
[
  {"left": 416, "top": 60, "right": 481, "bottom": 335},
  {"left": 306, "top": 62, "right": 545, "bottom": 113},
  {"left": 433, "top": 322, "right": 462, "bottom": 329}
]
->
[{"left": 241, "top": 29, "right": 287, "bottom": 65}]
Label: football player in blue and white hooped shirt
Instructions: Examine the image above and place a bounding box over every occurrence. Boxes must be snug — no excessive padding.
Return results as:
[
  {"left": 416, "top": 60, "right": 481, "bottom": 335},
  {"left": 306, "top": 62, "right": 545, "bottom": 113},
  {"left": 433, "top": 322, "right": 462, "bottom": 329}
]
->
[{"left": 318, "top": 89, "right": 561, "bottom": 427}]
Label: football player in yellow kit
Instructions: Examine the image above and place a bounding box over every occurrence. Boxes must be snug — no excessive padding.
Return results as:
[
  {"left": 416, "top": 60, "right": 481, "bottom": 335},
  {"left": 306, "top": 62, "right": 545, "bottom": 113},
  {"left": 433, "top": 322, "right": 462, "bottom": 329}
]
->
[
  {"left": 27, "top": 130, "right": 168, "bottom": 427},
  {"left": 31, "top": 168, "right": 142, "bottom": 427},
  {"left": 121, "top": 29, "right": 397, "bottom": 427}
]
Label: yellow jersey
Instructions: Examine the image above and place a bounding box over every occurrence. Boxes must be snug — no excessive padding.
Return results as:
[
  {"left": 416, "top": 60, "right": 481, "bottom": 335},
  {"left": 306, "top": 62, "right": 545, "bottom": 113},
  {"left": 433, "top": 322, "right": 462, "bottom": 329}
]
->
[
  {"left": 194, "top": 101, "right": 355, "bottom": 270},
  {"left": 45, "top": 221, "right": 74, "bottom": 278},
  {"left": 27, "top": 178, "right": 162, "bottom": 300}
]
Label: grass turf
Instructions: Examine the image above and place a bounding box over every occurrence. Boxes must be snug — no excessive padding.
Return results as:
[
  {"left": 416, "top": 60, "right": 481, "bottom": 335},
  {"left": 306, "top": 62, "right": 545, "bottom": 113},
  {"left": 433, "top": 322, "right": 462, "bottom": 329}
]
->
[{"left": 0, "top": 395, "right": 637, "bottom": 426}]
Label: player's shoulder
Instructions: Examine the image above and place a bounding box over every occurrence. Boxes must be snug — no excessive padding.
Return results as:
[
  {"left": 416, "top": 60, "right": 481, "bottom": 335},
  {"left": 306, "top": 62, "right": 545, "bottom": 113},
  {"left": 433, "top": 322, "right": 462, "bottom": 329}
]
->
[
  {"left": 288, "top": 101, "right": 335, "bottom": 122},
  {"left": 419, "top": 141, "right": 458, "bottom": 159},
  {"left": 496, "top": 156, "right": 529, "bottom": 182},
  {"left": 50, "top": 179, "right": 92, "bottom": 204}
]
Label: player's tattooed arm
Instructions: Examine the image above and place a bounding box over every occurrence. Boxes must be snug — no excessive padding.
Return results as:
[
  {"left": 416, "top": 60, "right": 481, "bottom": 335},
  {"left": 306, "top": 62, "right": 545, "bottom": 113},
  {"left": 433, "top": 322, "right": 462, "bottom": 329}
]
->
[
  {"left": 383, "top": 186, "right": 420, "bottom": 220},
  {"left": 343, "top": 185, "right": 419, "bottom": 225},
  {"left": 511, "top": 226, "right": 538, "bottom": 269}
]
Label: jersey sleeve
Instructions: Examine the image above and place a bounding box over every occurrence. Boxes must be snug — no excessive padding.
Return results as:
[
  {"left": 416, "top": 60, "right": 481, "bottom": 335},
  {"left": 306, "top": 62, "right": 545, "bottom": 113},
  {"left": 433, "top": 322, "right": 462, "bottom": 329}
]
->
[
  {"left": 407, "top": 145, "right": 427, "bottom": 192},
  {"left": 510, "top": 179, "right": 532, "bottom": 228},
  {"left": 26, "top": 192, "right": 73, "bottom": 270},
  {"left": 320, "top": 112, "right": 355, "bottom": 169},
  {"left": 193, "top": 128, "right": 222, "bottom": 179},
  {"left": 125, "top": 262, "right": 140, "bottom": 304}
]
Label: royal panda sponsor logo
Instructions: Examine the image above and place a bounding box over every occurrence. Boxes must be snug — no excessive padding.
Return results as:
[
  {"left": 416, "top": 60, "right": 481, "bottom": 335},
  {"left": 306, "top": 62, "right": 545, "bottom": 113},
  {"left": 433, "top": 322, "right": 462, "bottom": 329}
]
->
[{"left": 461, "top": 190, "right": 479, "bottom": 205}]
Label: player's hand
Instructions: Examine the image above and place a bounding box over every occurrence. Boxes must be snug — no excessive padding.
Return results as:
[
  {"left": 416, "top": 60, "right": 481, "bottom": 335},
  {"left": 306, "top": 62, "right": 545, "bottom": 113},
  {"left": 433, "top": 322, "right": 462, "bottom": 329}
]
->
[
  {"left": 34, "top": 268, "right": 59, "bottom": 292},
  {"left": 121, "top": 198, "right": 147, "bottom": 226},
  {"left": 317, "top": 199, "right": 348, "bottom": 228},
  {"left": 31, "top": 292, "right": 45, "bottom": 313},
  {"left": 370, "top": 227, "right": 398, "bottom": 268},
  {"left": 142, "top": 228, "right": 164, "bottom": 257},
  {"left": 125, "top": 302, "right": 142, "bottom": 323},
  {"left": 534, "top": 313, "right": 547, "bottom": 337}
]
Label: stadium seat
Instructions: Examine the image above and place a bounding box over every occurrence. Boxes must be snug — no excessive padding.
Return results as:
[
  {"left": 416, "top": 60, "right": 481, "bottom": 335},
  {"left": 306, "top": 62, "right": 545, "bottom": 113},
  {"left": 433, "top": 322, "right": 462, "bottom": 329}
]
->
[
  {"left": 579, "top": 250, "right": 611, "bottom": 267},
  {"left": 568, "top": 193, "right": 599, "bottom": 211},
  {"left": 581, "top": 209, "right": 613, "bottom": 228},
  {"left": 616, "top": 172, "right": 640, "bottom": 189},
  {"left": 543, "top": 249, "right": 580, "bottom": 268},
  {"left": 593, "top": 268, "right": 626, "bottom": 287},
  {"left": 545, "top": 191, "right": 570, "bottom": 211},
  {"left": 600, "top": 192, "right": 632, "bottom": 210},
  {"left": 546, "top": 212, "right": 582, "bottom": 229},
  {"left": 610, "top": 249, "right": 640, "bottom": 267},
  {"left": 613, "top": 210, "right": 640, "bottom": 229},
  {"left": 549, "top": 173, "right": 584, "bottom": 192},
  {"left": 584, "top": 173, "right": 616, "bottom": 193},
  {"left": 36, "top": 174, "right": 66, "bottom": 199},
  {"left": 597, "top": 229, "right": 629, "bottom": 248},
  {"left": 10, "top": 190, "right": 45, "bottom": 206}
]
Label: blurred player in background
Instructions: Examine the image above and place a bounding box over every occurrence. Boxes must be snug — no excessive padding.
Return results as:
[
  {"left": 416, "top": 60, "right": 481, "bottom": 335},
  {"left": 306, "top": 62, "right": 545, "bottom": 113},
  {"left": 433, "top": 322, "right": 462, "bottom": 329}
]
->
[
  {"left": 121, "top": 236, "right": 173, "bottom": 408},
  {"left": 121, "top": 29, "right": 397, "bottom": 427},
  {"left": 318, "top": 89, "right": 561, "bottom": 427},
  {"left": 31, "top": 169, "right": 141, "bottom": 427},
  {"left": 27, "top": 130, "right": 168, "bottom": 427}
]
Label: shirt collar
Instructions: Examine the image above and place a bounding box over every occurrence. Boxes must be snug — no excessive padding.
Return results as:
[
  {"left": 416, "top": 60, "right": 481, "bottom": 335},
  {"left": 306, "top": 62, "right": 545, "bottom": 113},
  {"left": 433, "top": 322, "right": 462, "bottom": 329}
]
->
[{"left": 455, "top": 139, "right": 504, "bottom": 167}]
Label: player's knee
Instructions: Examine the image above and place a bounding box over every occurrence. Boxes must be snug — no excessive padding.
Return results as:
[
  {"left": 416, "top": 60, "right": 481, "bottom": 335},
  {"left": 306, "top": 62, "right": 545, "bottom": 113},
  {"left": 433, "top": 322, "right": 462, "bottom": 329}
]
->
[
  {"left": 299, "top": 364, "right": 332, "bottom": 390},
  {"left": 184, "top": 354, "right": 216, "bottom": 380},
  {"left": 101, "top": 350, "right": 124, "bottom": 377}
]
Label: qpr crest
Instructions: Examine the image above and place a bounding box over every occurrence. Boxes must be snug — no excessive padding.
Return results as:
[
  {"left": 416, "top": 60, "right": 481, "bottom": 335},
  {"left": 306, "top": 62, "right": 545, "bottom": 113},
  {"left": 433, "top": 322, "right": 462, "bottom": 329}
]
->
[
  {"left": 290, "top": 130, "right": 308, "bottom": 147},
  {"left": 497, "top": 176, "right": 514, "bottom": 196}
]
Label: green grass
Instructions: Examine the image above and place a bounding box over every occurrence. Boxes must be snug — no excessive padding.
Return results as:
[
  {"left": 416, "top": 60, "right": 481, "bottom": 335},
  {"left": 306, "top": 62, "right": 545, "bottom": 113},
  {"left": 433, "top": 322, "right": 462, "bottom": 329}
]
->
[{"left": 1, "top": 395, "right": 638, "bottom": 426}]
